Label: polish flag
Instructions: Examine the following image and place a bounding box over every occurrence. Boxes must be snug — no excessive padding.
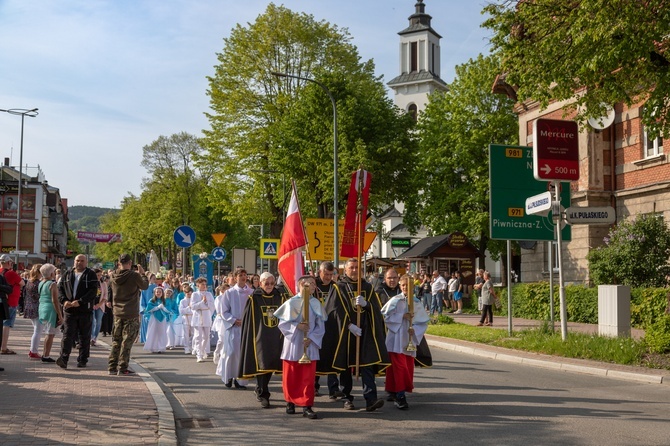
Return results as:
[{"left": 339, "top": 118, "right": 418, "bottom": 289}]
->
[{"left": 278, "top": 180, "right": 307, "bottom": 295}]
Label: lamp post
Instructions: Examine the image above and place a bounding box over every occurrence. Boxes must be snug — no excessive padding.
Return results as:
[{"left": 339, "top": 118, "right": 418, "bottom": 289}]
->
[
  {"left": 0, "top": 108, "right": 38, "bottom": 264},
  {"left": 270, "top": 72, "right": 339, "bottom": 265},
  {"left": 251, "top": 169, "right": 286, "bottom": 223}
]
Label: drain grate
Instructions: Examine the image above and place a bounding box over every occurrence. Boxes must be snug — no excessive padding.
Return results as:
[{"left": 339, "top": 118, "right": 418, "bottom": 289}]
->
[{"left": 176, "top": 418, "right": 214, "bottom": 429}]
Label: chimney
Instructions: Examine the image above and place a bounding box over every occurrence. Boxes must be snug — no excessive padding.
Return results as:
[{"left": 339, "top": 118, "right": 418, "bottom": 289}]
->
[{"left": 3, "top": 158, "right": 9, "bottom": 166}]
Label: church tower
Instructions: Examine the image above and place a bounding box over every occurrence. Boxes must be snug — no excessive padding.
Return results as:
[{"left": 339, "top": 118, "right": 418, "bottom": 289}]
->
[{"left": 387, "top": 0, "right": 447, "bottom": 118}]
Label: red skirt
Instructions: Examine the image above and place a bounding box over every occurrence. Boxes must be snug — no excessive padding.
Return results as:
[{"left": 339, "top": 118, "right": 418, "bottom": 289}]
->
[
  {"left": 282, "top": 360, "right": 317, "bottom": 407},
  {"left": 385, "top": 352, "right": 414, "bottom": 393}
]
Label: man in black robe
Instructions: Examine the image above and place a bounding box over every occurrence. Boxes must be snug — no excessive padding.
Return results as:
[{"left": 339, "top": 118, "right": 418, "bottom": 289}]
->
[
  {"left": 375, "top": 268, "right": 401, "bottom": 305},
  {"left": 320, "top": 258, "right": 389, "bottom": 412},
  {"left": 314, "top": 261, "right": 339, "bottom": 398},
  {"left": 238, "top": 272, "right": 285, "bottom": 408}
]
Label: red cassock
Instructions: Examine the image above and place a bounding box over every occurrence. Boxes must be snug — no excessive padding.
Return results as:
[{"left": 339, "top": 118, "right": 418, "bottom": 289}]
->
[
  {"left": 385, "top": 352, "right": 415, "bottom": 393},
  {"left": 282, "top": 360, "right": 317, "bottom": 407}
]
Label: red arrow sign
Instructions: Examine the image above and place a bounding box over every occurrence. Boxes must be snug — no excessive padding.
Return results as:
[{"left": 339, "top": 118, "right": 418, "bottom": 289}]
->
[{"left": 533, "top": 118, "right": 580, "bottom": 181}]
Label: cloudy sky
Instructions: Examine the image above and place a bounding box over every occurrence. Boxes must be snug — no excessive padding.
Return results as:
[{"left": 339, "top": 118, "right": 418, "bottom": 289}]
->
[{"left": 0, "top": 0, "right": 492, "bottom": 208}]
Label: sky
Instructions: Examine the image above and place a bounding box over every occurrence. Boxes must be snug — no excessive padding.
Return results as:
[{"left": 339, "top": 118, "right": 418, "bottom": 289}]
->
[{"left": 0, "top": 0, "right": 493, "bottom": 209}]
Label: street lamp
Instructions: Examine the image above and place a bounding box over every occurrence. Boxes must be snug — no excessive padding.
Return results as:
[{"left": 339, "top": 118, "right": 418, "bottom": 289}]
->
[
  {"left": 250, "top": 169, "right": 286, "bottom": 223},
  {"left": 270, "top": 72, "right": 339, "bottom": 265},
  {"left": 0, "top": 108, "right": 38, "bottom": 264}
]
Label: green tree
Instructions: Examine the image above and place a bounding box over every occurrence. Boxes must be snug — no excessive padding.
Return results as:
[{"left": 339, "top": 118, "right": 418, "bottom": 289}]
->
[
  {"left": 484, "top": 0, "right": 670, "bottom": 137},
  {"left": 201, "top": 3, "right": 415, "bottom": 237},
  {"left": 413, "top": 54, "right": 518, "bottom": 264},
  {"left": 587, "top": 214, "right": 670, "bottom": 287}
]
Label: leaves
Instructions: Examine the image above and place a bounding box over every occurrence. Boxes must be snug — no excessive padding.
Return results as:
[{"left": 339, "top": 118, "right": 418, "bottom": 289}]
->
[{"left": 484, "top": 0, "right": 670, "bottom": 138}]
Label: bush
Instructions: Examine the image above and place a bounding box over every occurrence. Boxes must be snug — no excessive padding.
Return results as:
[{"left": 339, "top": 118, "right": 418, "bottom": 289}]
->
[
  {"left": 645, "top": 315, "right": 670, "bottom": 354},
  {"left": 587, "top": 214, "right": 670, "bottom": 287},
  {"left": 497, "top": 283, "right": 669, "bottom": 329}
]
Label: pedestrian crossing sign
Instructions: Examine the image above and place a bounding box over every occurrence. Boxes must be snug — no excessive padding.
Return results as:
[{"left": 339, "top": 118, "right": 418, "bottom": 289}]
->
[{"left": 260, "top": 238, "right": 280, "bottom": 259}]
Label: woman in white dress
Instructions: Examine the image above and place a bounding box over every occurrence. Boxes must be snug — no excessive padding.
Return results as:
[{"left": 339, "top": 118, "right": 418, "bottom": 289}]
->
[{"left": 143, "top": 287, "right": 172, "bottom": 353}]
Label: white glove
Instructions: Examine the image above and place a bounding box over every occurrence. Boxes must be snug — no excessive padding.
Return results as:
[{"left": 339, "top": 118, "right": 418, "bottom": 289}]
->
[
  {"left": 355, "top": 295, "right": 367, "bottom": 307},
  {"left": 348, "top": 323, "right": 362, "bottom": 337}
]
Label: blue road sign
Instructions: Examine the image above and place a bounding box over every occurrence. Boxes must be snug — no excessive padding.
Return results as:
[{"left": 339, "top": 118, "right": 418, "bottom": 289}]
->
[
  {"left": 211, "top": 247, "right": 227, "bottom": 261},
  {"left": 173, "top": 225, "right": 196, "bottom": 248}
]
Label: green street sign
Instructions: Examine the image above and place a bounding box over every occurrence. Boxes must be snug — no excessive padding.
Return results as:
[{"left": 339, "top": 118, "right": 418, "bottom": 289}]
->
[
  {"left": 489, "top": 144, "right": 571, "bottom": 241},
  {"left": 102, "top": 261, "right": 115, "bottom": 270},
  {"left": 391, "top": 238, "right": 411, "bottom": 247}
]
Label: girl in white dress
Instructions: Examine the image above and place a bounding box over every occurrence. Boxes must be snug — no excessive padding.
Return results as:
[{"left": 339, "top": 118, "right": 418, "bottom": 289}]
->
[
  {"left": 143, "top": 287, "right": 173, "bottom": 353},
  {"left": 179, "top": 285, "right": 194, "bottom": 354},
  {"left": 190, "top": 278, "right": 216, "bottom": 362}
]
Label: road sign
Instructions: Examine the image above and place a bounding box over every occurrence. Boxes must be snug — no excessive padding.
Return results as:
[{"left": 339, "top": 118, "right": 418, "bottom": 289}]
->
[
  {"left": 565, "top": 206, "right": 616, "bottom": 225},
  {"left": 489, "top": 144, "right": 571, "bottom": 241},
  {"left": 525, "top": 191, "right": 552, "bottom": 217},
  {"left": 260, "top": 239, "right": 279, "bottom": 259},
  {"left": 212, "top": 233, "right": 226, "bottom": 246},
  {"left": 211, "top": 247, "right": 227, "bottom": 261},
  {"left": 173, "top": 225, "right": 196, "bottom": 248},
  {"left": 533, "top": 118, "right": 580, "bottom": 181},
  {"left": 305, "top": 218, "right": 376, "bottom": 261}
]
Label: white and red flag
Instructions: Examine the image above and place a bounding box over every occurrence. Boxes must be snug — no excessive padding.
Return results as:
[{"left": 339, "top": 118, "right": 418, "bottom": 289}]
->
[
  {"left": 340, "top": 169, "right": 371, "bottom": 258},
  {"left": 278, "top": 180, "right": 307, "bottom": 295}
]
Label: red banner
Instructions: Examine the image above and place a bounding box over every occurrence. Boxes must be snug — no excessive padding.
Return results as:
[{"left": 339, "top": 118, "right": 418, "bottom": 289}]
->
[
  {"left": 340, "top": 169, "right": 371, "bottom": 258},
  {"left": 76, "top": 232, "right": 121, "bottom": 243}
]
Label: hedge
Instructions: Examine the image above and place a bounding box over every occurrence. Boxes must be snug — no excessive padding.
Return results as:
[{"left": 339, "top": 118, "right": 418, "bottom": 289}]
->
[{"left": 496, "top": 282, "right": 669, "bottom": 329}]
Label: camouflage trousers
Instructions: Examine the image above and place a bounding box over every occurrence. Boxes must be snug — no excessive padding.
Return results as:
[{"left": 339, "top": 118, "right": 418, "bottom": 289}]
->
[{"left": 108, "top": 316, "right": 140, "bottom": 373}]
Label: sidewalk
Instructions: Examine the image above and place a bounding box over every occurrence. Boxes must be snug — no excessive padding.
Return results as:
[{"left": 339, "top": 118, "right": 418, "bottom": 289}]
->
[
  {"left": 0, "top": 317, "right": 167, "bottom": 446},
  {"left": 427, "top": 312, "right": 669, "bottom": 385}
]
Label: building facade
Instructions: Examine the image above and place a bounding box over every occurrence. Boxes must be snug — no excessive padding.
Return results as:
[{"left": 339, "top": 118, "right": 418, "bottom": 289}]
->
[{"left": 0, "top": 158, "right": 68, "bottom": 270}]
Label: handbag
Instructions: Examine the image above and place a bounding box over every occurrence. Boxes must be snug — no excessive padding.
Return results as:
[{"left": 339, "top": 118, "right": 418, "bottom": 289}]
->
[{"left": 493, "top": 295, "right": 502, "bottom": 310}]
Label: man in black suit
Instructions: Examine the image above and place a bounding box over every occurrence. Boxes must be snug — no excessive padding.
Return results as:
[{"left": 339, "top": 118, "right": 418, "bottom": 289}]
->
[{"left": 56, "top": 254, "right": 99, "bottom": 369}]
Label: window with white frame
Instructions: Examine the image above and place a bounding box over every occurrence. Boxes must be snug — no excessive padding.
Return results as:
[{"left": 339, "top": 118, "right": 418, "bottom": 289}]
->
[{"left": 643, "top": 127, "right": 663, "bottom": 158}]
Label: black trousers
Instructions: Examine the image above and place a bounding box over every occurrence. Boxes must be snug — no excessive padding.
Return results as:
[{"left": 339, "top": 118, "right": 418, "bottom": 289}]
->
[
  {"left": 60, "top": 312, "right": 93, "bottom": 365},
  {"left": 255, "top": 372, "right": 273, "bottom": 399},
  {"left": 480, "top": 304, "right": 493, "bottom": 324},
  {"left": 337, "top": 366, "right": 378, "bottom": 405}
]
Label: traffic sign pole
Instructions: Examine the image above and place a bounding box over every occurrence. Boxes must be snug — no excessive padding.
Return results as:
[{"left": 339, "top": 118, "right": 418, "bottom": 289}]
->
[{"left": 553, "top": 181, "right": 568, "bottom": 341}]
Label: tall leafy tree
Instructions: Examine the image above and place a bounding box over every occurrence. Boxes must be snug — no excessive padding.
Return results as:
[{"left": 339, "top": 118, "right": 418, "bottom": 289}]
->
[
  {"left": 484, "top": 0, "right": 670, "bottom": 137},
  {"left": 413, "top": 54, "right": 518, "bottom": 263},
  {"left": 201, "top": 4, "right": 415, "bottom": 237}
]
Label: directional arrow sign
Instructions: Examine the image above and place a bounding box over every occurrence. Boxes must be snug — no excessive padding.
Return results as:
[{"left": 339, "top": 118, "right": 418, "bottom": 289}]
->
[
  {"left": 565, "top": 206, "right": 616, "bottom": 225},
  {"left": 173, "top": 225, "right": 196, "bottom": 248},
  {"left": 533, "top": 118, "right": 580, "bottom": 181},
  {"left": 525, "top": 191, "right": 552, "bottom": 217}
]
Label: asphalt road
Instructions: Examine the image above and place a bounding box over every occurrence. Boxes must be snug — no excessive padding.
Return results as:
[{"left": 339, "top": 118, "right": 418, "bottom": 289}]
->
[{"left": 133, "top": 344, "right": 670, "bottom": 446}]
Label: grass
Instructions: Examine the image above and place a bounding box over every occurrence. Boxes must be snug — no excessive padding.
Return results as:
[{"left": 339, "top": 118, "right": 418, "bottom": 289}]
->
[{"left": 426, "top": 318, "right": 669, "bottom": 370}]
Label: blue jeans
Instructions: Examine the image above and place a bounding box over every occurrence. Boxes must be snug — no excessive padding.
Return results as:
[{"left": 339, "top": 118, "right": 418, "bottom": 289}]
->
[
  {"left": 422, "top": 292, "right": 432, "bottom": 310},
  {"left": 91, "top": 308, "right": 104, "bottom": 339},
  {"left": 430, "top": 292, "right": 443, "bottom": 315}
]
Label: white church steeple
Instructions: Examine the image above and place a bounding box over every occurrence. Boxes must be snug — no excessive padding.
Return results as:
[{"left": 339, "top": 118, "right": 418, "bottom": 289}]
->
[{"left": 387, "top": 0, "right": 447, "bottom": 119}]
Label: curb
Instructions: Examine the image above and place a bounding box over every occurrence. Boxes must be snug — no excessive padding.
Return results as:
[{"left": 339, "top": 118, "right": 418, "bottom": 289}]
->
[
  {"left": 98, "top": 340, "right": 179, "bottom": 445},
  {"left": 426, "top": 336, "right": 670, "bottom": 385}
]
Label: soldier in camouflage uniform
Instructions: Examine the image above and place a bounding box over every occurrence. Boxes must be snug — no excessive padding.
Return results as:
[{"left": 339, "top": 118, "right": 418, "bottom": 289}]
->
[{"left": 108, "top": 254, "right": 148, "bottom": 376}]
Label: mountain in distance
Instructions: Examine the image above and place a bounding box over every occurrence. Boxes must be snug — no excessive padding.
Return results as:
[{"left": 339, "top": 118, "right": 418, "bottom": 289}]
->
[{"left": 68, "top": 205, "right": 118, "bottom": 233}]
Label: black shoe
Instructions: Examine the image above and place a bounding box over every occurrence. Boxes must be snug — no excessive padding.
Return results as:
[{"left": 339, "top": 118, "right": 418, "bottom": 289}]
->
[
  {"left": 41, "top": 357, "right": 56, "bottom": 363},
  {"left": 314, "top": 389, "right": 321, "bottom": 397},
  {"left": 233, "top": 379, "right": 246, "bottom": 390},
  {"left": 343, "top": 400, "right": 355, "bottom": 410},
  {"left": 394, "top": 395, "right": 409, "bottom": 410},
  {"left": 329, "top": 390, "right": 345, "bottom": 400},
  {"left": 260, "top": 397, "right": 270, "bottom": 408},
  {"left": 365, "top": 399, "right": 384, "bottom": 412},
  {"left": 0, "top": 367, "right": 4, "bottom": 371},
  {"left": 77, "top": 362, "right": 86, "bottom": 368},
  {"left": 117, "top": 369, "right": 136, "bottom": 376},
  {"left": 224, "top": 379, "right": 233, "bottom": 388},
  {"left": 386, "top": 392, "right": 397, "bottom": 402},
  {"left": 56, "top": 357, "right": 67, "bottom": 369},
  {"left": 108, "top": 370, "right": 117, "bottom": 375},
  {"left": 302, "top": 407, "right": 318, "bottom": 419},
  {"left": 286, "top": 402, "right": 296, "bottom": 414}
]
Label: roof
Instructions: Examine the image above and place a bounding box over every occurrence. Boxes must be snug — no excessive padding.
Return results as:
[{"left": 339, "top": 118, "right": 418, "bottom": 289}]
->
[
  {"left": 396, "top": 234, "right": 450, "bottom": 259},
  {"left": 387, "top": 71, "right": 448, "bottom": 88}
]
